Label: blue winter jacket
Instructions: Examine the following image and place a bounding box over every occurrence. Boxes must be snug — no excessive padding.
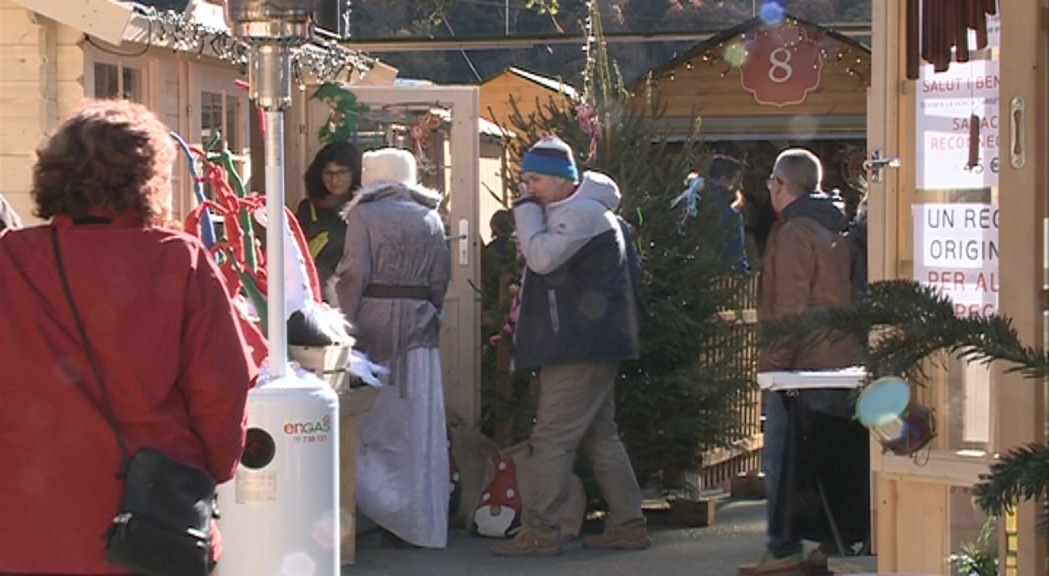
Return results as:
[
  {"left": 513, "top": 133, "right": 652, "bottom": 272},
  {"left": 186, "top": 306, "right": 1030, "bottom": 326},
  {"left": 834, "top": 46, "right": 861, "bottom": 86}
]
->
[{"left": 512, "top": 171, "right": 641, "bottom": 370}]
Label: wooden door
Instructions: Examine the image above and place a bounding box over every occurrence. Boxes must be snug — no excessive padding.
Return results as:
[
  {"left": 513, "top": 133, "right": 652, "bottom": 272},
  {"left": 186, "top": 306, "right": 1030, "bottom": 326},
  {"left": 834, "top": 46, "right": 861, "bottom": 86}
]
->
[
  {"left": 300, "top": 85, "right": 483, "bottom": 427},
  {"left": 867, "top": 1, "right": 1046, "bottom": 573},
  {"left": 997, "top": 0, "right": 1049, "bottom": 573}
]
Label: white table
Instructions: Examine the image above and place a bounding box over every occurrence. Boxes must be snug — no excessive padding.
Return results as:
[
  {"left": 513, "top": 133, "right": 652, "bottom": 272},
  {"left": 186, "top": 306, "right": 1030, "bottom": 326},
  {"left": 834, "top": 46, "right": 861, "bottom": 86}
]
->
[
  {"left": 757, "top": 365, "right": 869, "bottom": 557},
  {"left": 757, "top": 366, "right": 866, "bottom": 391}
]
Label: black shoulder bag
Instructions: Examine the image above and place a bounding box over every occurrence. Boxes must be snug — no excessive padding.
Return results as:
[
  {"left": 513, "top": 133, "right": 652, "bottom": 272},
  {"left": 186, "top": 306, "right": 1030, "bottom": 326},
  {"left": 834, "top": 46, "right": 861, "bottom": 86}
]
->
[{"left": 51, "top": 227, "right": 215, "bottom": 576}]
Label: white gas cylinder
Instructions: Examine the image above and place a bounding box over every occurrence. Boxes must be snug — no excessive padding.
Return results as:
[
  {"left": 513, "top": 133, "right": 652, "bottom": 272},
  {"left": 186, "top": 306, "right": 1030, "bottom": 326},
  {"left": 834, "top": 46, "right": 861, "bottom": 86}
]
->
[{"left": 216, "top": 368, "right": 340, "bottom": 575}]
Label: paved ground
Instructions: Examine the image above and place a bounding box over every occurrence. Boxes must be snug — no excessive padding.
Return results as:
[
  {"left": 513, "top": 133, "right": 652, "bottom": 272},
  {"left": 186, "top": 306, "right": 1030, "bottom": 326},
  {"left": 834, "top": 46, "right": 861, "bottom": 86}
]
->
[{"left": 344, "top": 499, "right": 880, "bottom": 576}]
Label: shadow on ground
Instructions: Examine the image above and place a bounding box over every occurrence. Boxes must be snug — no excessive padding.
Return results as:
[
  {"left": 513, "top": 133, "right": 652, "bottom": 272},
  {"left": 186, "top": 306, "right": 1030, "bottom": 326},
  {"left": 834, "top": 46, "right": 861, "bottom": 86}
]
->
[{"left": 344, "top": 499, "right": 770, "bottom": 576}]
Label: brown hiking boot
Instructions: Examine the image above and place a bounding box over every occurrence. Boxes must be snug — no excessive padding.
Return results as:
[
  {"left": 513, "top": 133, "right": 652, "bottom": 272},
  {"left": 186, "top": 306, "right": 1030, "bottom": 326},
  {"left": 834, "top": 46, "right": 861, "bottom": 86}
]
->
[
  {"left": 490, "top": 528, "right": 562, "bottom": 557},
  {"left": 582, "top": 518, "right": 651, "bottom": 551},
  {"left": 737, "top": 551, "right": 807, "bottom": 575}
]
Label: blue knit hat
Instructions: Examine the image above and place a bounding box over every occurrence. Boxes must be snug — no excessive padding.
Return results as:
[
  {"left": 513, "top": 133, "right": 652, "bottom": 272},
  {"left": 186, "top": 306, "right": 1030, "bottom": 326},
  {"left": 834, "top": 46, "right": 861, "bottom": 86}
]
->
[{"left": 521, "top": 136, "right": 579, "bottom": 183}]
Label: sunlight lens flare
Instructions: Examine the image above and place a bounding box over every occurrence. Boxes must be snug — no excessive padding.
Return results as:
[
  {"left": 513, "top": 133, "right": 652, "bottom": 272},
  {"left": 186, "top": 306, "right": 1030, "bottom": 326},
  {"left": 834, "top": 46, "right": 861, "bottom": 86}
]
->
[
  {"left": 759, "top": 1, "right": 786, "bottom": 25},
  {"left": 723, "top": 42, "right": 749, "bottom": 68}
]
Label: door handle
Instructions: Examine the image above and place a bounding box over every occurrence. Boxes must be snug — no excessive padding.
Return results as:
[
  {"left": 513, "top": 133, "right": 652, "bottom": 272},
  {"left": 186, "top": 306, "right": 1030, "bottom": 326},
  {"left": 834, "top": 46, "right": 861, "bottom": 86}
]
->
[
  {"left": 1010, "top": 97, "right": 1026, "bottom": 170},
  {"left": 863, "top": 149, "right": 901, "bottom": 184}
]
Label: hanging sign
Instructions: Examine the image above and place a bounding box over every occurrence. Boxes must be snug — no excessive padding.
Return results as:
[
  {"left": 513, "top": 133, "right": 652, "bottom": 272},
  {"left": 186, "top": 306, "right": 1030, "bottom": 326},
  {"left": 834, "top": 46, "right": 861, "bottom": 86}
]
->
[
  {"left": 915, "top": 60, "right": 1000, "bottom": 191},
  {"left": 913, "top": 203, "right": 999, "bottom": 318},
  {"left": 739, "top": 24, "right": 823, "bottom": 107}
]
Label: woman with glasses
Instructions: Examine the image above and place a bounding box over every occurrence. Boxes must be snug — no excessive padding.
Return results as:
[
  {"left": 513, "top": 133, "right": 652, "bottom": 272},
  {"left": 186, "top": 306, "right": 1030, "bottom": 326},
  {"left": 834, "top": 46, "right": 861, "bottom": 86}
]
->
[{"left": 296, "top": 141, "right": 363, "bottom": 302}]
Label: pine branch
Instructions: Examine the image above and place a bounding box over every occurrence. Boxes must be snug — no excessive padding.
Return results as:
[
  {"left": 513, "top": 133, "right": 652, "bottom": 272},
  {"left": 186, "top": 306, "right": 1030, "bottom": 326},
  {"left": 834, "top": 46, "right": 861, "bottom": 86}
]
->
[
  {"left": 760, "top": 280, "right": 1049, "bottom": 382},
  {"left": 973, "top": 443, "right": 1049, "bottom": 521},
  {"left": 763, "top": 279, "right": 1049, "bottom": 523}
]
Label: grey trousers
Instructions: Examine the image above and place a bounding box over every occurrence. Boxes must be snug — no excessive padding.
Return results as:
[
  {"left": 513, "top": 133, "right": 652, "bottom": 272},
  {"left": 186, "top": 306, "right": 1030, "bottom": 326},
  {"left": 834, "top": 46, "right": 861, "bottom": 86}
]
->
[{"left": 518, "top": 361, "right": 644, "bottom": 539}]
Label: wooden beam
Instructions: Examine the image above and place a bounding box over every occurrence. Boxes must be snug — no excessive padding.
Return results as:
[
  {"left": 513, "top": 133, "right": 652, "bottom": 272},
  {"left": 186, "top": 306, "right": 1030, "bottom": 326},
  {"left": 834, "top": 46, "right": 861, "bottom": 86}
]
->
[
  {"left": 8, "top": 0, "right": 130, "bottom": 46},
  {"left": 343, "top": 25, "right": 874, "bottom": 53}
]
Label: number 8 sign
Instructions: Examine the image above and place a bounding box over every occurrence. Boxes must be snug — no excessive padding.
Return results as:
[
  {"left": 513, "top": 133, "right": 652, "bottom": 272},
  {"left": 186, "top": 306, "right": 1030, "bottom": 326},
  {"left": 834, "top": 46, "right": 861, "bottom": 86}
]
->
[{"left": 740, "top": 24, "right": 823, "bottom": 107}]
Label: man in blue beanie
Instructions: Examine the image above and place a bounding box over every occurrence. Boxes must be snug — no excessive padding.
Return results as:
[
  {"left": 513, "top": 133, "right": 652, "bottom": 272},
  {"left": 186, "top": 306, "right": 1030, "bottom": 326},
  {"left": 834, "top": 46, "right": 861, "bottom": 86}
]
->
[{"left": 491, "top": 135, "right": 649, "bottom": 557}]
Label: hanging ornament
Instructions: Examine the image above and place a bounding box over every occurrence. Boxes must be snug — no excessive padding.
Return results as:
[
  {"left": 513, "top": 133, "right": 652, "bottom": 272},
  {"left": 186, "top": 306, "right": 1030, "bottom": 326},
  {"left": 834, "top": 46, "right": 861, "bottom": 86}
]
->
[
  {"left": 410, "top": 112, "right": 443, "bottom": 174},
  {"left": 670, "top": 174, "right": 706, "bottom": 228},
  {"left": 575, "top": 103, "right": 600, "bottom": 164}
]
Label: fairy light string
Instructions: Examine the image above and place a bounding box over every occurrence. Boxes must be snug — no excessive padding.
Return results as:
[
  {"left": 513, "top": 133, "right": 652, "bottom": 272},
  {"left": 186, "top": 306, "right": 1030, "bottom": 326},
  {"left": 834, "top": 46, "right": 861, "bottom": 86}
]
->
[{"left": 117, "top": 6, "right": 376, "bottom": 87}]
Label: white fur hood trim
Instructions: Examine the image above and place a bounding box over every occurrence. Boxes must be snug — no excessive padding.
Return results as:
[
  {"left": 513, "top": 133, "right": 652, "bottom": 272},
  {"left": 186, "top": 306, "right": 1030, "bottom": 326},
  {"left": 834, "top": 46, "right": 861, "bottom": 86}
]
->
[{"left": 340, "top": 181, "right": 443, "bottom": 220}]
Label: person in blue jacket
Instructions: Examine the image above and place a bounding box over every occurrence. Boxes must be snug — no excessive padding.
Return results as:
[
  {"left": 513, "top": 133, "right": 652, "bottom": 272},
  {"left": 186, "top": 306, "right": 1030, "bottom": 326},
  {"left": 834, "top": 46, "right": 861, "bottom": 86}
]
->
[
  {"left": 704, "top": 154, "right": 750, "bottom": 272},
  {"left": 491, "top": 135, "right": 649, "bottom": 558}
]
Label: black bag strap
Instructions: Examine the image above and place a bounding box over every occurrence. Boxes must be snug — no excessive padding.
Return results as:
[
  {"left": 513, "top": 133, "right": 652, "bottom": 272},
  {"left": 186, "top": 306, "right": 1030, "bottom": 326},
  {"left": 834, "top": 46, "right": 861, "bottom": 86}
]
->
[{"left": 51, "top": 226, "right": 131, "bottom": 477}]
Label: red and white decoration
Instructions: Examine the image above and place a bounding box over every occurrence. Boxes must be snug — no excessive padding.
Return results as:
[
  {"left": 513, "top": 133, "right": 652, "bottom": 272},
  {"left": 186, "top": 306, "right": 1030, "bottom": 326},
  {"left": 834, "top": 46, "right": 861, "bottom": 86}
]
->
[
  {"left": 473, "top": 452, "right": 523, "bottom": 538},
  {"left": 740, "top": 24, "right": 824, "bottom": 107}
]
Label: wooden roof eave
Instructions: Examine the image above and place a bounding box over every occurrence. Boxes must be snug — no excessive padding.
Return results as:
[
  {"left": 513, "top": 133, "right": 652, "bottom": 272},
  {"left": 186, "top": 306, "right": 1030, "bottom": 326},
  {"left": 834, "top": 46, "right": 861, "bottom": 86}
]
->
[
  {"left": 629, "top": 14, "right": 872, "bottom": 90},
  {"left": 8, "top": 0, "right": 132, "bottom": 45}
]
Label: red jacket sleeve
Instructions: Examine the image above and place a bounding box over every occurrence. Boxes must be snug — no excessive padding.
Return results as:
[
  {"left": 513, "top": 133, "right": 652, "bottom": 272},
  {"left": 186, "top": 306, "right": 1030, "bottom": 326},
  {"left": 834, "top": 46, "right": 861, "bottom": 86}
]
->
[{"left": 178, "top": 243, "right": 257, "bottom": 483}]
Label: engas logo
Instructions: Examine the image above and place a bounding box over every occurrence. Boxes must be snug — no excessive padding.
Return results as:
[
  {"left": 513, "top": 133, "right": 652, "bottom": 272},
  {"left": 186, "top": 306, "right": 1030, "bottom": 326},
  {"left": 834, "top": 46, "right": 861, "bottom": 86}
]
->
[{"left": 283, "top": 415, "right": 331, "bottom": 435}]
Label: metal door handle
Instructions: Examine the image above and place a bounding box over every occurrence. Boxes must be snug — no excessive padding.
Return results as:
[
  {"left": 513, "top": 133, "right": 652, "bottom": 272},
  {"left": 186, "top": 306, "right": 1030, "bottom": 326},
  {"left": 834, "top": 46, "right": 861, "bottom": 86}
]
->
[
  {"left": 863, "top": 149, "right": 901, "bottom": 184},
  {"left": 1010, "top": 97, "right": 1026, "bottom": 169}
]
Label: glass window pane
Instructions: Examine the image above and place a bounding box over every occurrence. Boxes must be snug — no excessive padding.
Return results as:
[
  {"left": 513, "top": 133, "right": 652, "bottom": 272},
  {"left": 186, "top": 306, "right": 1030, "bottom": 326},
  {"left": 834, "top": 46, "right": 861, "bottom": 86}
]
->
[
  {"left": 200, "top": 91, "right": 224, "bottom": 200},
  {"left": 910, "top": 36, "right": 1000, "bottom": 454},
  {"left": 122, "top": 67, "right": 143, "bottom": 102},
  {"left": 200, "top": 91, "right": 223, "bottom": 150},
  {"left": 225, "top": 95, "right": 240, "bottom": 152},
  {"left": 94, "top": 63, "right": 118, "bottom": 99}
]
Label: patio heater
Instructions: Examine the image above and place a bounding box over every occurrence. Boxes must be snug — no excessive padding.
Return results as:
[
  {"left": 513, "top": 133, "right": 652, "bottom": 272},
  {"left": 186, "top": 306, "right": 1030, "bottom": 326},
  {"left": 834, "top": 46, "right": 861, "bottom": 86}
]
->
[
  {"left": 224, "top": 0, "right": 316, "bottom": 376},
  {"left": 217, "top": 2, "right": 340, "bottom": 574}
]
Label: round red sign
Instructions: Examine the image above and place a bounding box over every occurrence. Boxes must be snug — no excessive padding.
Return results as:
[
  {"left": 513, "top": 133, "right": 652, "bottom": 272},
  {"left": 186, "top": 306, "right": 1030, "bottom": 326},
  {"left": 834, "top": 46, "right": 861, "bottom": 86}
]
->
[{"left": 739, "top": 24, "right": 824, "bottom": 107}]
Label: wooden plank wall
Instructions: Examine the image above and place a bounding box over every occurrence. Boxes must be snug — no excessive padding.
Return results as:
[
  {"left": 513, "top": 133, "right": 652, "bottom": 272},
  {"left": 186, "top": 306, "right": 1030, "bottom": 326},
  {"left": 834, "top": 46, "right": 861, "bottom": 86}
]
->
[
  {"left": 0, "top": 2, "right": 84, "bottom": 224},
  {"left": 477, "top": 138, "right": 508, "bottom": 245},
  {"left": 479, "top": 73, "right": 574, "bottom": 134}
]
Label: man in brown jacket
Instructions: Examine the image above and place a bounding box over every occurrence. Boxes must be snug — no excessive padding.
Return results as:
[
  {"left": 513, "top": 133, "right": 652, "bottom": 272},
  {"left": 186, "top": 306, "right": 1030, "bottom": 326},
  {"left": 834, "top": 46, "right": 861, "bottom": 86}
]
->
[{"left": 741, "top": 148, "right": 863, "bottom": 575}]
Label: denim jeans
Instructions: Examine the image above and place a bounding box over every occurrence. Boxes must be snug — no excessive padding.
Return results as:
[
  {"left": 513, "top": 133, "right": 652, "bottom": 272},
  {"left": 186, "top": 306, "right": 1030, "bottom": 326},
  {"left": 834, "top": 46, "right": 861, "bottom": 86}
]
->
[{"left": 763, "top": 392, "right": 803, "bottom": 558}]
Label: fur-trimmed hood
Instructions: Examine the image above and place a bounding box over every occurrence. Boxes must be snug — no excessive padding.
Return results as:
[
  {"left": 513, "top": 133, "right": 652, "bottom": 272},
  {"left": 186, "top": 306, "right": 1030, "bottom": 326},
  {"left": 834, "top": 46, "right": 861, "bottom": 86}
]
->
[
  {"left": 340, "top": 147, "right": 443, "bottom": 218},
  {"left": 340, "top": 181, "right": 442, "bottom": 220}
]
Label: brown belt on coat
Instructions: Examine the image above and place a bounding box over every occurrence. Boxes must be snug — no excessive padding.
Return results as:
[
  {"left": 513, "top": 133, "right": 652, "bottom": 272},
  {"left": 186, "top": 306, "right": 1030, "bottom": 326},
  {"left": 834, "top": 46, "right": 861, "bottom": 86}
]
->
[{"left": 362, "top": 284, "right": 431, "bottom": 301}]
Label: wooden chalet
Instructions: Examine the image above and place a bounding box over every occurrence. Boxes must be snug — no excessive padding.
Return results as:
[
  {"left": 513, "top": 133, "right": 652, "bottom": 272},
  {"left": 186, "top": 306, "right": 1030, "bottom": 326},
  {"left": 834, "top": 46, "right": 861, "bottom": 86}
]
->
[{"left": 479, "top": 66, "right": 578, "bottom": 133}]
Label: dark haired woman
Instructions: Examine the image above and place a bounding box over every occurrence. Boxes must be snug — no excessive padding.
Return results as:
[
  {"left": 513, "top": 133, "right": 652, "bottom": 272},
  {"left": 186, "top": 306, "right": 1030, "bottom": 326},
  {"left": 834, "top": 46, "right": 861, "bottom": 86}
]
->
[
  {"left": 0, "top": 99, "right": 256, "bottom": 573},
  {"left": 296, "top": 141, "right": 362, "bottom": 301}
]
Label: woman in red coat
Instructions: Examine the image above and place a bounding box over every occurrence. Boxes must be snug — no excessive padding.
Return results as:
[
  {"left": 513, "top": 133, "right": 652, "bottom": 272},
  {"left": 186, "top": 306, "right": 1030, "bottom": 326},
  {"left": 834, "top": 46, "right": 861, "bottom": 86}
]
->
[{"left": 0, "top": 100, "right": 258, "bottom": 574}]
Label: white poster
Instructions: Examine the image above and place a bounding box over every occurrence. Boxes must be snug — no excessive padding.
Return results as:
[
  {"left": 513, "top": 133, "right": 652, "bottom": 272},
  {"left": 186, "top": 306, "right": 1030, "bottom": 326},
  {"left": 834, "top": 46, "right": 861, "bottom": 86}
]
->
[
  {"left": 913, "top": 203, "right": 999, "bottom": 318},
  {"left": 968, "top": 13, "right": 1001, "bottom": 51},
  {"left": 915, "top": 60, "right": 1000, "bottom": 191}
]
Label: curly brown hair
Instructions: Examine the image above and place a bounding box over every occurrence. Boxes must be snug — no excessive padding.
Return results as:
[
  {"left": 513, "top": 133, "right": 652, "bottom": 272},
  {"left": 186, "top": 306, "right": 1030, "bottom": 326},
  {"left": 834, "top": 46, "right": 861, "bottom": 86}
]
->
[{"left": 32, "top": 99, "right": 176, "bottom": 226}]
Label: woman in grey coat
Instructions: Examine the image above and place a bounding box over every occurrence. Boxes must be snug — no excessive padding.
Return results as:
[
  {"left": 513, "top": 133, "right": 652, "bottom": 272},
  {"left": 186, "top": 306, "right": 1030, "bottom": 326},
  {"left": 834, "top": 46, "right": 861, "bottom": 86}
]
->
[{"left": 334, "top": 148, "right": 451, "bottom": 548}]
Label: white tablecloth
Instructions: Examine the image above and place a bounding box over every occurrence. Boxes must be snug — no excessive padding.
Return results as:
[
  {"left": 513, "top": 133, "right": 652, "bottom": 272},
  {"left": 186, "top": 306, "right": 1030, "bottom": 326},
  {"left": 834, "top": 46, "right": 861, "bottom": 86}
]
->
[{"left": 756, "top": 366, "right": 866, "bottom": 391}]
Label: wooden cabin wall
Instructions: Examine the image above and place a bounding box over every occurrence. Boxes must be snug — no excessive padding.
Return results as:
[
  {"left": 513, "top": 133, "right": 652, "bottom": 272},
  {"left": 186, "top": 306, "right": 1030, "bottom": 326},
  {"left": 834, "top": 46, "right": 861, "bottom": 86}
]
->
[
  {"left": 477, "top": 138, "right": 508, "bottom": 245},
  {"left": 640, "top": 60, "right": 868, "bottom": 119},
  {"left": 479, "top": 74, "right": 573, "bottom": 133},
  {"left": 0, "top": 3, "right": 84, "bottom": 223},
  {"left": 637, "top": 45, "right": 868, "bottom": 121}
]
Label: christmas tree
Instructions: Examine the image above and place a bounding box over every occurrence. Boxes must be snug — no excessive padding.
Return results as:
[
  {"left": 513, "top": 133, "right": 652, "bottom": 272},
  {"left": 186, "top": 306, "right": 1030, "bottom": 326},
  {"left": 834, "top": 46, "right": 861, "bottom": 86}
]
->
[{"left": 486, "top": 2, "right": 756, "bottom": 490}]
